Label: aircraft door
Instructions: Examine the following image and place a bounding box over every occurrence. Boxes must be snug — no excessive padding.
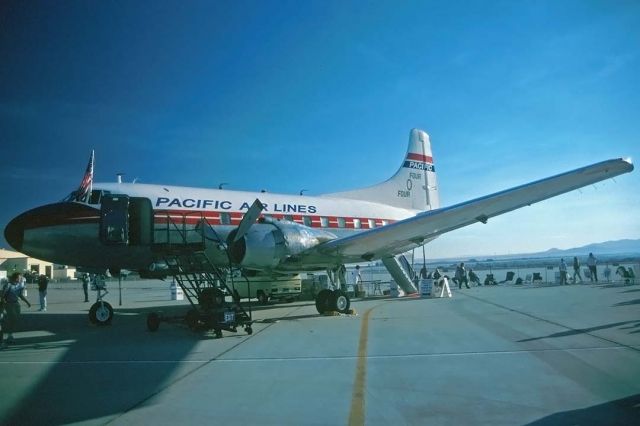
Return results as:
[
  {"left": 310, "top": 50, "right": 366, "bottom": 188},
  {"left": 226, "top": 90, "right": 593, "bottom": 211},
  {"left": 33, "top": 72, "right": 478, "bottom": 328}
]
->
[
  {"left": 100, "top": 195, "right": 154, "bottom": 245},
  {"left": 100, "top": 195, "right": 130, "bottom": 245},
  {"left": 128, "top": 197, "right": 153, "bottom": 245}
]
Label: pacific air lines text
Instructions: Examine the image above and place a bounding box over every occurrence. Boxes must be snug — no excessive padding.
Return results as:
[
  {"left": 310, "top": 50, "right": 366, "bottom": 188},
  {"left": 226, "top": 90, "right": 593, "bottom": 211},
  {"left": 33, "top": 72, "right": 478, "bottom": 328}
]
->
[{"left": 155, "top": 197, "right": 317, "bottom": 213}]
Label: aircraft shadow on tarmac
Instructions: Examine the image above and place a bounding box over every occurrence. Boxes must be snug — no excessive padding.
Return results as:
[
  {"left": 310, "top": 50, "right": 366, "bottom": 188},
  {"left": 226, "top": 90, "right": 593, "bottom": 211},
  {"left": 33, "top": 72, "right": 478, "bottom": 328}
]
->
[
  {"left": 1, "top": 305, "right": 215, "bottom": 425},
  {"left": 613, "top": 298, "right": 640, "bottom": 307},
  {"left": 1, "top": 298, "right": 337, "bottom": 424},
  {"left": 526, "top": 393, "right": 640, "bottom": 426},
  {"left": 258, "top": 313, "right": 328, "bottom": 323},
  {"left": 244, "top": 300, "right": 314, "bottom": 313},
  {"left": 517, "top": 320, "right": 640, "bottom": 343}
]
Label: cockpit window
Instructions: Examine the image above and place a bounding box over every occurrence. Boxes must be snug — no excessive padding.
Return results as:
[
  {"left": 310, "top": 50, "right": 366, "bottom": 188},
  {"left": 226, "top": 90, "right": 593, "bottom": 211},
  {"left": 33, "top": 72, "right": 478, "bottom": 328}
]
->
[
  {"left": 63, "top": 189, "right": 111, "bottom": 204},
  {"left": 62, "top": 191, "right": 78, "bottom": 202},
  {"left": 89, "top": 190, "right": 102, "bottom": 204}
]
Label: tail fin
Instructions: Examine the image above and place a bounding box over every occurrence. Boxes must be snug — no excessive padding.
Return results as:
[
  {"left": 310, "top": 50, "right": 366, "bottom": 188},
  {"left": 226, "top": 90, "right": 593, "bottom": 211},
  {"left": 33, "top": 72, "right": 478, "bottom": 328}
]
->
[{"left": 323, "top": 129, "right": 439, "bottom": 211}]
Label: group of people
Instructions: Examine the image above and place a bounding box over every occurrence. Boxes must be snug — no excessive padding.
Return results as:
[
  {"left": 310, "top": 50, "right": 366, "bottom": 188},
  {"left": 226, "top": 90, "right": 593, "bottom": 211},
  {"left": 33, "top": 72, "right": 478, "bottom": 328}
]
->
[
  {"left": 452, "top": 263, "right": 484, "bottom": 289},
  {"left": 420, "top": 252, "right": 603, "bottom": 290},
  {"left": 1, "top": 271, "right": 96, "bottom": 346},
  {"left": 559, "top": 253, "right": 599, "bottom": 285},
  {"left": 418, "top": 262, "right": 482, "bottom": 289}
]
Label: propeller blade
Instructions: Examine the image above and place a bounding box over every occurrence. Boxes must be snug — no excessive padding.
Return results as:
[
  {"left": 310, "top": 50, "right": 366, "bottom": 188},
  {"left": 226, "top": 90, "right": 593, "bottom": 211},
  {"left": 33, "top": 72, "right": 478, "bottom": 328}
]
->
[{"left": 233, "top": 198, "right": 264, "bottom": 243}]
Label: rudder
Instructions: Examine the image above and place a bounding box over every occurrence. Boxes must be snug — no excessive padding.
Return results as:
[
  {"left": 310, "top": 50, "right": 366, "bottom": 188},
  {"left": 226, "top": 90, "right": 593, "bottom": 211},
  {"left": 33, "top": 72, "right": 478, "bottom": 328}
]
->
[{"left": 323, "top": 129, "right": 439, "bottom": 211}]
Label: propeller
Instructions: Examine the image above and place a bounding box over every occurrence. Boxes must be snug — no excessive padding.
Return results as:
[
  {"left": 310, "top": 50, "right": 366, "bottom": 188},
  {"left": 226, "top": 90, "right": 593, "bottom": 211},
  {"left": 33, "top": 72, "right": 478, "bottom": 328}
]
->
[{"left": 232, "top": 198, "right": 265, "bottom": 243}]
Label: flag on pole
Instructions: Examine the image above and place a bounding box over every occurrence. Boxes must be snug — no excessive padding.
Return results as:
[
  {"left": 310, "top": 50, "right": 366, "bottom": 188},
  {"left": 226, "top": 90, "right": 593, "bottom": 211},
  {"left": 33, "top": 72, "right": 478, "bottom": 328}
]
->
[{"left": 75, "top": 150, "right": 94, "bottom": 202}]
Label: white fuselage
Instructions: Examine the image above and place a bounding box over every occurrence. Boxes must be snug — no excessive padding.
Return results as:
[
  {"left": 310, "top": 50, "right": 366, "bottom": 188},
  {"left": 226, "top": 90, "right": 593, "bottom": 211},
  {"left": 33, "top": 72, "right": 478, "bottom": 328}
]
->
[{"left": 8, "top": 181, "right": 419, "bottom": 273}]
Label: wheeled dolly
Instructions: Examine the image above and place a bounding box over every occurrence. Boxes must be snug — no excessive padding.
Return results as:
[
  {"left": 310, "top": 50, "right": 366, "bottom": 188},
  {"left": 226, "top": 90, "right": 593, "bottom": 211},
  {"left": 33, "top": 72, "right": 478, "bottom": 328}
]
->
[{"left": 147, "top": 287, "right": 253, "bottom": 337}]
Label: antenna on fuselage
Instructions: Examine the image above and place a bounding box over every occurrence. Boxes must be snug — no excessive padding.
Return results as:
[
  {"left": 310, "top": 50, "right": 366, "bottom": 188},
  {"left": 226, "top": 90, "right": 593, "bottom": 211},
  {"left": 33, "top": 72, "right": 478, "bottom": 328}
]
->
[
  {"left": 116, "top": 173, "right": 125, "bottom": 184},
  {"left": 218, "top": 182, "right": 228, "bottom": 189},
  {"left": 299, "top": 189, "right": 308, "bottom": 195}
]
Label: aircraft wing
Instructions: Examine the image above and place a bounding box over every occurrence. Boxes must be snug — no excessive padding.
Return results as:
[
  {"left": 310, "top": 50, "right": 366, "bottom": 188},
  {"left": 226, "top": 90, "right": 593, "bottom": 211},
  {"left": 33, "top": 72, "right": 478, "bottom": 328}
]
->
[{"left": 291, "top": 158, "right": 633, "bottom": 265}]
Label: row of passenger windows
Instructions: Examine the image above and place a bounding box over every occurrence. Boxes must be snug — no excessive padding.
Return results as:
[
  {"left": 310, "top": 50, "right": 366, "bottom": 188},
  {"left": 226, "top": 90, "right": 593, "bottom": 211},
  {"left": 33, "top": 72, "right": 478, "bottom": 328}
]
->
[{"left": 218, "top": 212, "right": 387, "bottom": 228}]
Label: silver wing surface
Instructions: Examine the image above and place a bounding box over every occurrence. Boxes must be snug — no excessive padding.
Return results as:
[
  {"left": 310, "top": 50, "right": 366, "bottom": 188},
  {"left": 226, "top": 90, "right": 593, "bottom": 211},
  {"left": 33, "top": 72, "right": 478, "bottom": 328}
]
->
[{"left": 286, "top": 158, "right": 633, "bottom": 268}]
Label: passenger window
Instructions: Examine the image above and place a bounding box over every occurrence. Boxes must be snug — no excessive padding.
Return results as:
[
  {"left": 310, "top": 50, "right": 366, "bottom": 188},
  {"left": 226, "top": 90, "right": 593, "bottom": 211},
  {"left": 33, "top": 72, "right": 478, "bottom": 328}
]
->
[
  {"left": 284, "top": 215, "right": 294, "bottom": 221},
  {"left": 368, "top": 219, "right": 376, "bottom": 228},
  {"left": 221, "top": 212, "right": 231, "bottom": 225},
  {"left": 337, "top": 217, "right": 346, "bottom": 228},
  {"left": 303, "top": 216, "right": 312, "bottom": 227},
  {"left": 320, "top": 217, "right": 329, "bottom": 227},
  {"left": 353, "top": 218, "right": 361, "bottom": 229},
  {"left": 381, "top": 220, "right": 389, "bottom": 226}
]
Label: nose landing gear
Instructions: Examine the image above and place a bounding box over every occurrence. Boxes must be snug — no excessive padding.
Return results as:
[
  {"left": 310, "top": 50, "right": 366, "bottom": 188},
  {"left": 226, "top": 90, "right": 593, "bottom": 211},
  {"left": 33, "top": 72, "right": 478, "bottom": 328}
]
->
[{"left": 88, "top": 278, "right": 113, "bottom": 325}]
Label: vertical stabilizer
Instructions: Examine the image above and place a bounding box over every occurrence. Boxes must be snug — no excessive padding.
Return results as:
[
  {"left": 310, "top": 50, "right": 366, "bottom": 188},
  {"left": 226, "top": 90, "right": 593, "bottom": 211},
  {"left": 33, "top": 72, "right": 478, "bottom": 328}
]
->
[{"left": 323, "top": 129, "right": 439, "bottom": 211}]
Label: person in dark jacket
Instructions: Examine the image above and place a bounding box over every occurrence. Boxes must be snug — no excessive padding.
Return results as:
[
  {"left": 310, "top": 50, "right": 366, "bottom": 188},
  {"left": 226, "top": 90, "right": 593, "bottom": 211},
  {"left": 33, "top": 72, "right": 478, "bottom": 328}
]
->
[
  {"left": 455, "top": 263, "right": 470, "bottom": 289},
  {"left": 37, "top": 274, "right": 49, "bottom": 311},
  {"left": 81, "top": 273, "right": 90, "bottom": 302}
]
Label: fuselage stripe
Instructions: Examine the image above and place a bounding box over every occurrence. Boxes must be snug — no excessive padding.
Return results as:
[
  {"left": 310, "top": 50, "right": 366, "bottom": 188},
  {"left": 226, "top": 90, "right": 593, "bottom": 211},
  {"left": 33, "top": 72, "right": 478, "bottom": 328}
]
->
[
  {"left": 21, "top": 206, "right": 396, "bottom": 231},
  {"left": 406, "top": 152, "right": 433, "bottom": 163}
]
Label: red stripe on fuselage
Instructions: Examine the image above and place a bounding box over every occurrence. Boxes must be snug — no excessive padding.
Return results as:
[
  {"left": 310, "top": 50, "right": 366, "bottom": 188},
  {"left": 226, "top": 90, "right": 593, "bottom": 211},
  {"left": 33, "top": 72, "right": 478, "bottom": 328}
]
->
[
  {"left": 23, "top": 205, "right": 396, "bottom": 231},
  {"left": 153, "top": 209, "right": 394, "bottom": 229}
]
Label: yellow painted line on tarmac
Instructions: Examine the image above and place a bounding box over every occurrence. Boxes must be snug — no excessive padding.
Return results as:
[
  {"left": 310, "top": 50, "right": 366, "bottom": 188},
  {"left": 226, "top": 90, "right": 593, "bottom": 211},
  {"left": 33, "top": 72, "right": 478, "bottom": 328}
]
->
[{"left": 348, "top": 304, "right": 379, "bottom": 426}]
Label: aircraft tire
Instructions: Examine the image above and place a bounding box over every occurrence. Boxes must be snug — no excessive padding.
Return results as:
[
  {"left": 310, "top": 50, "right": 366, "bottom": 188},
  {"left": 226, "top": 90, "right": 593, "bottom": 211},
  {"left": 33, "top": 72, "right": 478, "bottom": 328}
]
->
[
  {"left": 315, "top": 289, "right": 332, "bottom": 314},
  {"left": 331, "top": 290, "right": 351, "bottom": 314},
  {"left": 88, "top": 304, "right": 97, "bottom": 324},
  {"left": 90, "top": 302, "right": 113, "bottom": 326},
  {"left": 245, "top": 326, "right": 253, "bottom": 335},
  {"left": 147, "top": 312, "right": 160, "bottom": 332}
]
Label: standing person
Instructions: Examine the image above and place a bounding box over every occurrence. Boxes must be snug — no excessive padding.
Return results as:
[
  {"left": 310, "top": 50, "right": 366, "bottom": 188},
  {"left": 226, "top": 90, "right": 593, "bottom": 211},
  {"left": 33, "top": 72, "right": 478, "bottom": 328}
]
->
[
  {"left": 559, "top": 258, "right": 568, "bottom": 285},
  {"left": 338, "top": 264, "right": 347, "bottom": 292},
  {"left": 419, "top": 265, "right": 428, "bottom": 279},
  {"left": 1, "top": 272, "right": 31, "bottom": 345},
  {"left": 37, "top": 274, "right": 49, "bottom": 311},
  {"left": 572, "top": 257, "right": 583, "bottom": 284},
  {"left": 455, "top": 263, "right": 470, "bottom": 289},
  {"left": 587, "top": 253, "right": 598, "bottom": 283},
  {"left": 81, "top": 273, "right": 90, "bottom": 302},
  {"left": 469, "top": 269, "right": 481, "bottom": 286},
  {"left": 354, "top": 265, "right": 363, "bottom": 297}
]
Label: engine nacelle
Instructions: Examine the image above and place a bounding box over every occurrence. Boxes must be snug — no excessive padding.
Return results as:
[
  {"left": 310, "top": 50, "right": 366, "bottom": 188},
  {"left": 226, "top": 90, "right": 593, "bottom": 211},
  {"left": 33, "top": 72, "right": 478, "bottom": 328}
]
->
[{"left": 228, "top": 220, "right": 336, "bottom": 269}]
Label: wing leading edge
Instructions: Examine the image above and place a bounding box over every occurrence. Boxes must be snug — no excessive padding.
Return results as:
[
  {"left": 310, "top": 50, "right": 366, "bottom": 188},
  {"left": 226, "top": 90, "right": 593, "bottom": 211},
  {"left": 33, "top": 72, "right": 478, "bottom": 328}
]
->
[{"left": 289, "top": 158, "right": 633, "bottom": 266}]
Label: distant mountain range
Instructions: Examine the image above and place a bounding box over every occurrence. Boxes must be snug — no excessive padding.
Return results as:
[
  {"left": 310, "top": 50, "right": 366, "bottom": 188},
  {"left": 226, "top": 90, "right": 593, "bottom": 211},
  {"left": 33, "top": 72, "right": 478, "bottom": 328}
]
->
[
  {"left": 536, "top": 239, "right": 640, "bottom": 257},
  {"left": 431, "top": 239, "right": 640, "bottom": 263}
]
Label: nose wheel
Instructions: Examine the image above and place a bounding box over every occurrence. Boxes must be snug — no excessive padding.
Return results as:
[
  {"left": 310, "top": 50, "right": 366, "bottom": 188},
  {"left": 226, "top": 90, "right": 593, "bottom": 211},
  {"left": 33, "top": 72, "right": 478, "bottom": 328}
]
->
[{"left": 89, "top": 301, "right": 113, "bottom": 325}]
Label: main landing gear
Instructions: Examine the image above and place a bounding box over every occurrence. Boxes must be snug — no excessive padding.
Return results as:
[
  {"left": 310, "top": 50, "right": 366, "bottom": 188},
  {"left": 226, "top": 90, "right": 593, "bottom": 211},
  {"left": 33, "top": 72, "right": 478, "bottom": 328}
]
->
[{"left": 314, "top": 289, "right": 351, "bottom": 314}]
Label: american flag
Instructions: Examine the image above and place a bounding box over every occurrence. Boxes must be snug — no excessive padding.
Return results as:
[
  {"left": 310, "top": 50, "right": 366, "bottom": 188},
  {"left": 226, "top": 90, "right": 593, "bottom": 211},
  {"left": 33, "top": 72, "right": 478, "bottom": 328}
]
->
[{"left": 75, "top": 150, "right": 94, "bottom": 202}]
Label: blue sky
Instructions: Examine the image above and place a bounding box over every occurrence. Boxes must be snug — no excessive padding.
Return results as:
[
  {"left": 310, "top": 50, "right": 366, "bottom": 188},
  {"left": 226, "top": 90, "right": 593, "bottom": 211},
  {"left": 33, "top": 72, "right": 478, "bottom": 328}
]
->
[{"left": 1, "top": 0, "right": 638, "bottom": 257}]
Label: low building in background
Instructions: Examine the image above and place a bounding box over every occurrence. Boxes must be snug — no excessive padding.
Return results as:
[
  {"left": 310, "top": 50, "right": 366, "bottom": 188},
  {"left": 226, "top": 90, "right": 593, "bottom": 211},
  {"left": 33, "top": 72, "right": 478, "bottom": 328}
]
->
[{"left": 0, "top": 248, "right": 54, "bottom": 280}]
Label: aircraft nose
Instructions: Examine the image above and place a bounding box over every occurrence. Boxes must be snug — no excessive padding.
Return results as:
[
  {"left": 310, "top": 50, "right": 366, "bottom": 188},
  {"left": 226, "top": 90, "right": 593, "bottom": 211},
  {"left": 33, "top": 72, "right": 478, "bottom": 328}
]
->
[
  {"left": 5, "top": 212, "right": 25, "bottom": 252},
  {"left": 4, "top": 203, "right": 66, "bottom": 252}
]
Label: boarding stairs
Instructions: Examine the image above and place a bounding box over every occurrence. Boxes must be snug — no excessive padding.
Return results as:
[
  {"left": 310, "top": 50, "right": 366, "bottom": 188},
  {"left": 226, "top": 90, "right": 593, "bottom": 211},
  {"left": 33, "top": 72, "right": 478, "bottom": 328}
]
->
[
  {"left": 148, "top": 212, "right": 252, "bottom": 336},
  {"left": 382, "top": 255, "right": 418, "bottom": 294}
]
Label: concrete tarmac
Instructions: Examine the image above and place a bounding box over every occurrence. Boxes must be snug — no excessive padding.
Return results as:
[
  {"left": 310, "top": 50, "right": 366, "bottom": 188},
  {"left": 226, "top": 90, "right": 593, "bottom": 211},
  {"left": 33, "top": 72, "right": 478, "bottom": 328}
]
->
[{"left": 0, "top": 280, "right": 639, "bottom": 425}]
